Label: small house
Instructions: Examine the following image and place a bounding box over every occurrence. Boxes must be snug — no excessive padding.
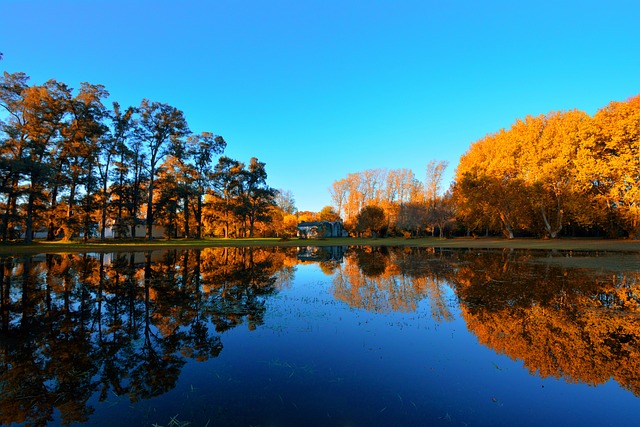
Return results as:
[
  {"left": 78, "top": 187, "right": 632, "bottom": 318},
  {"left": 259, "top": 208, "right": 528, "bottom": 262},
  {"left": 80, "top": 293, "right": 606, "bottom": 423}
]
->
[{"left": 297, "top": 221, "right": 347, "bottom": 238}]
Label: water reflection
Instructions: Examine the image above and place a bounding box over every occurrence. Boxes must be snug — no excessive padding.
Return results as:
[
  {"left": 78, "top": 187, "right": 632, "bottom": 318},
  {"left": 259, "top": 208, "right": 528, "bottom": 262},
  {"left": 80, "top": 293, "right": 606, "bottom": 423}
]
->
[
  {"left": 332, "top": 247, "right": 453, "bottom": 319},
  {"left": 0, "top": 247, "right": 292, "bottom": 426},
  {"left": 0, "top": 247, "right": 639, "bottom": 426},
  {"left": 451, "top": 249, "right": 640, "bottom": 396}
]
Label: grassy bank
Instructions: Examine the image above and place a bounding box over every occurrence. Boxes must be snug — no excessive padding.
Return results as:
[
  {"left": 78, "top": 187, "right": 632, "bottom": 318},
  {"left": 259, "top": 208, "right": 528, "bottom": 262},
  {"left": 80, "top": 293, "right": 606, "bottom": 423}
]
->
[{"left": 1, "top": 236, "right": 640, "bottom": 255}]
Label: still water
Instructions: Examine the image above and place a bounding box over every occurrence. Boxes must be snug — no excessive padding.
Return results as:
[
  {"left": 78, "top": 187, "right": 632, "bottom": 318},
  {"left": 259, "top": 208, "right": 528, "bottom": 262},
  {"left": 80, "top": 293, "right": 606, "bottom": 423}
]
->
[{"left": 1, "top": 246, "right": 639, "bottom": 426}]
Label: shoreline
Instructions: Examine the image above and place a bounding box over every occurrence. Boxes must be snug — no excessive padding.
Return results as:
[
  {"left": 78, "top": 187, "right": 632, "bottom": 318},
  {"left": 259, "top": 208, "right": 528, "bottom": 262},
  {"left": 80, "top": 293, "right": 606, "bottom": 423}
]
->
[{"left": 1, "top": 236, "right": 640, "bottom": 255}]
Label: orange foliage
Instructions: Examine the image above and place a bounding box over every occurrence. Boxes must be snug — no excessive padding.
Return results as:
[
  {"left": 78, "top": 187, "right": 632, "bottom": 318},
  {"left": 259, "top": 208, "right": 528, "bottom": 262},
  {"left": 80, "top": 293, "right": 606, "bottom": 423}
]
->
[{"left": 454, "top": 95, "right": 640, "bottom": 238}]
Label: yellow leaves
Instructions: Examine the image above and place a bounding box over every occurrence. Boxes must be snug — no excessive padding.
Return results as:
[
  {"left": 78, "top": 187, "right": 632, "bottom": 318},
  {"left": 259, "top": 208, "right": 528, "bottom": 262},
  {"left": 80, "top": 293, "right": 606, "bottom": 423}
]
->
[
  {"left": 454, "top": 251, "right": 640, "bottom": 392},
  {"left": 454, "top": 95, "right": 640, "bottom": 237}
]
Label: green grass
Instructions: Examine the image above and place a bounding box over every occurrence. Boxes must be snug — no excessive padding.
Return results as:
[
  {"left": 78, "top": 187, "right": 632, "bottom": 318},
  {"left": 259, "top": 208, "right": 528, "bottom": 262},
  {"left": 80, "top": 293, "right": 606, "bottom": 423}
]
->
[{"left": 1, "top": 236, "right": 640, "bottom": 255}]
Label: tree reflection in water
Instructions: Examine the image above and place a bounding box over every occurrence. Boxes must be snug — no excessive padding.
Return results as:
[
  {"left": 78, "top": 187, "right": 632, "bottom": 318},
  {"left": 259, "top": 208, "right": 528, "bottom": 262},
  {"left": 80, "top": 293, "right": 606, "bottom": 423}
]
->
[
  {"left": 332, "top": 246, "right": 454, "bottom": 321},
  {"left": 0, "top": 247, "right": 639, "bottom": 426},
  {"left": 0, "top": 247, "right": 292, "bottom": 426},
  {"left": 451, "top": 249, "right": 640, "bottom": 396},
  {"left": 331, "top": 247, "right": 640, "bottom": 395}
]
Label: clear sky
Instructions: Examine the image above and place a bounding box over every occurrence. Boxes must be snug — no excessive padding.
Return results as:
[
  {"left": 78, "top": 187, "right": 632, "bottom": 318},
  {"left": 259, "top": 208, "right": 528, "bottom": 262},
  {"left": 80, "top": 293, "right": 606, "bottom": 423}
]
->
[{"left": 2, "top": 0, "right": 639, "bottom": 212}]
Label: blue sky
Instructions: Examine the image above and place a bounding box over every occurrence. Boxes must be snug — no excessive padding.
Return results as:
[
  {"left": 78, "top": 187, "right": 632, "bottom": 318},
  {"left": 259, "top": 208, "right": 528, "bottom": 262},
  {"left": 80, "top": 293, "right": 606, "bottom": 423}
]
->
[{"left": 2, "top": 0, "right": 639, "bottom": 212}]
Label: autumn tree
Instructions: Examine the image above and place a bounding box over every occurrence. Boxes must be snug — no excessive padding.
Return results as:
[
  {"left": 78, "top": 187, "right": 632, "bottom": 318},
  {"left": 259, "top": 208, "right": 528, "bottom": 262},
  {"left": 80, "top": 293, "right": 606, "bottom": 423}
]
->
[
  {"left": 331, "top": 167, "right": 447, "bottom": 237},
  {"left": 136, "top": 100, "right": 190, "bottom": 240},
  {"left": 576, "top": 95, "right": 640, "bottom": 237},
  {"left": 275, "top": 189, "right": 296, "bottom": 215},
  {"left": 381, "top": 168, "right": 416, "bottom": 230},
  {"left": 428, "top": 190, "right": 455, "bottom": 237},
  {"left": 425, "top": 160, "right": 448, "bottom": 206},
  {"left": 453, "top": 107, "right": 619, "bottom": 238},
  {"left": 243, "top": 158, "right": 277, "bottom": 238},
  {"left": 0, "top": 71, "right": 31, "bottom": 241},
  {"left": 102, "top": 102, "right": 136, "bottom": 239},
  {"left": 356, "top": 205, "right": 386, "bottom": 238},
  {"left": 17, "top": 80, "right": 69, "bottom": 243},
  {"left": 0, "top": 72, "right": 299, "bottom": 243},
  {"left": 154, "top": 156, "right": 186, "bottom": 238},
  {"left": 273, "top": 189, "right": 298, "bottom": 237},
  {"left": 99, "top": 105, "right": 148, "bottom": 240},
  {"left": 455, "top": 123, "right": 544, "bottom": 238},
  {"left": 425, "top": 160, "right": 449, "bottom": 236},
  {"left": 319, "top": 205, "right": 340, "bottom": 222},
  {"left": 123, "top": 136, "right": 148, "bottom": 238},
  {"left": 59, "top": 82, "right": 109, "bottom": 241},
  {"left": 329, "top": 178, "right": 349, "bottom": 219},
  {"left": 209, "top": 156, "right": 245, "bottom": 238},
  {"left": 190, "top": 133, "right": 226, "bottom": 239},
  {"left": 396, "top": 202, "right": 427, "bottom": 237}
]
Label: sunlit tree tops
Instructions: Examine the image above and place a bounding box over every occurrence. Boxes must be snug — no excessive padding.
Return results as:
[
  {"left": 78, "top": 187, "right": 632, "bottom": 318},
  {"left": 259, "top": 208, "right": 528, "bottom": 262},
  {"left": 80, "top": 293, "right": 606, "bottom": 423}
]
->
[
  {"left": 453, "top": 94, "right": 640, "bottom": 239},
  {"left": 0, "top": 71, "right": 279, "bottom": 241}
]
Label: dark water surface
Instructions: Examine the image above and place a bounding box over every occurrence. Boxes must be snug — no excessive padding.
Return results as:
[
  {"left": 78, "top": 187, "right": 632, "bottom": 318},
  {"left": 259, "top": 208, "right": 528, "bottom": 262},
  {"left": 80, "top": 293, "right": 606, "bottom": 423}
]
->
[{"left": 1, "top": 246, "right": 639, "bottom": 426}]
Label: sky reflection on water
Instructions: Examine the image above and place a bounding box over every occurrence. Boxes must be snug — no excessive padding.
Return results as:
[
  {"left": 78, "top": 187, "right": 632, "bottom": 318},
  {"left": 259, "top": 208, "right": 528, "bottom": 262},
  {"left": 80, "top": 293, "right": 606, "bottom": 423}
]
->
[{"left": 1, "top": 247, "right": 639, "bottom": 426}]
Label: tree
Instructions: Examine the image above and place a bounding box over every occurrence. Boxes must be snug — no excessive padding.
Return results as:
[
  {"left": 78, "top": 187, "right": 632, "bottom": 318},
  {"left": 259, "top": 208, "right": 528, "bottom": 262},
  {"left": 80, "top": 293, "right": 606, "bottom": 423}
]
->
[
  {"left": 319, "top": 205, "right": 340, "bottom": 222},
  {"left": 396, "top": 202, "right": 427, "bottom": 237},
  {"left": 382, "top": 168, "right": 416, "bottom": 230},
  {"left": 577, "top": 95, "right": 640, "bottom": 238},
  {"left": 162, "top": 135, "right": 196, "bottom": 238},
  {"left": 244, "top": 158, "right": 276, "bottom": 238},
  {"left": 384, "top": 168, "right": 415, "bottom": 206},
  {"left": 454, "top": 123, "right": 539, "bottom": 238},
  {"left": 102, "top": 102, "right": 135, "bottom": 240},
  {"left": 330, "top": 178, "right": 349, "bottom": 219},
  {"left": 428, "top": 190, "right": 455, "bottom": 238},
  {"left": 425, "top": 160, "right": 448, "bottom": 206},
  {"left": 19, "top": 80, "right": 69, "bottom": 243},
  {"left": 520, "top": 110, "right": 591, "bottom": 238},
  {"left": 136, "top": 100, "right": 190, "bottom": 240},
  {"left": 58, "top": 82, "right": 109, "bottom": 241},
  {"left": 356, "top": 205, "right": 386, "bottom": 238},
  {"left": 0, "top": 73, "right": 298, "bottom": 243},
  {"left": 123, "top": 137, "right": 147, "bottom": 238},
  {"left": 275, "top": 189, "right": 296, "bottom": 215},
  {"left": 425, "top": 160, "right": 449, "bottom": 236},
  {"left": 189, "top": 132, "right": 226, "bottom": 239},
  {"left": 210, "top": 156, "right": 245, "bottom": 238},
  {"left": 0, "top": 71, "right": 31, "bottom": 241}
]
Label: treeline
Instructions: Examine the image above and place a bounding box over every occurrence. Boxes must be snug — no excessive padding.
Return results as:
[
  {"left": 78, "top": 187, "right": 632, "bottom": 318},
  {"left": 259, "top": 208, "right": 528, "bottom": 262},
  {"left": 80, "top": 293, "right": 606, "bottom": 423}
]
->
[
  {"left": 5, "top": 69, "right": 638, "bottom": 242},
  {"left": 331, "top": 94, "right": 640, "bottom": 239},
  {"left": 454, "top": 94, "right": 640, "bottom": 238},
  {"left": 0, "top": 72, "right": 277, "bottom": 242},
  {"left": 329, "top": 161, "right": 452, "bottom": 237}
]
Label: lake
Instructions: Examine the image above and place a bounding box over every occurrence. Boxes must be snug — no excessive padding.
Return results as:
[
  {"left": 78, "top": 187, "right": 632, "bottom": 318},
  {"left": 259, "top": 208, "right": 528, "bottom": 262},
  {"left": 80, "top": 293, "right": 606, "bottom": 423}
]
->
[{"left": 1, "top": 246, "right": 639, "bottom": 426}]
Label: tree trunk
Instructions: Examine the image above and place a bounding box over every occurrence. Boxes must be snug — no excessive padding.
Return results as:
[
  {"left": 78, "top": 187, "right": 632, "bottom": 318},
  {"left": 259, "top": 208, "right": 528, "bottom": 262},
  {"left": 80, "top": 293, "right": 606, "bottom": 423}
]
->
[
  {"left": 249, "top": 207, "right": 256, "bottom": 238},
  {"left": 499, "top": 212, "right": 515, "bottom": 239},
  {"left": 25, "top": 191, "right": 35, "bottom": 244},
  {"left": 541, "top": 206, "right": 563, "bottom": 239},
  {"left": 146, "top": 173, "right": 155, "bottom": 240},
  {"left": 47, "top": 181, "right": 60, "bottom": 241},
  {"left": 1, "top": 258, "right": 9, "bottom": 332},
  {"left": 100, "top": 178, "right": 108, "bottom": 240},
  {"left": 183, "top": 195, "right": 190, "bottom": 238},
  {"left": 2, "top": 179, "right": 17, "bottom": 242},
  {"left": 65, "top": 178, "right": 77, "bottom": 241},
  {"left": 196, "top": 190, "right": 203, "bottom": 239}
]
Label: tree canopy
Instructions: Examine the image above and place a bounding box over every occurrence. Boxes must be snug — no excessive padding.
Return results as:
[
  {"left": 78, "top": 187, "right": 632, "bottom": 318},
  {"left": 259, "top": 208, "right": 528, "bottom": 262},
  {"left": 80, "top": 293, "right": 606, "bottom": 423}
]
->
[
  {"left": 3, "top": 70, "right": 639, "bottom": 241},
  {"left": 0, "top": 72, "right": 277, "bottom": 241},
  {"left": 453, "top": 95, "right": 640, "bottom": 238}
]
